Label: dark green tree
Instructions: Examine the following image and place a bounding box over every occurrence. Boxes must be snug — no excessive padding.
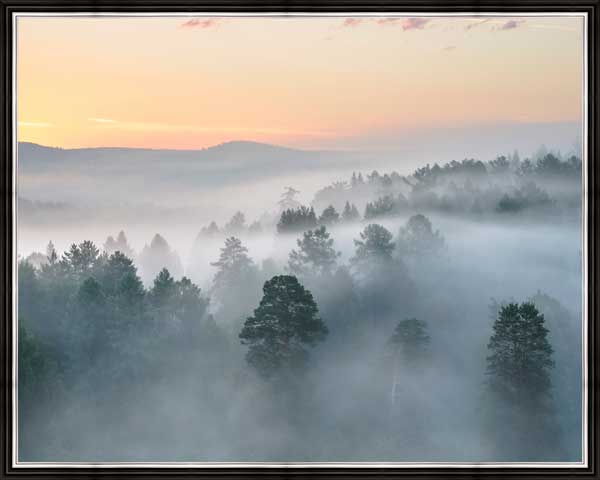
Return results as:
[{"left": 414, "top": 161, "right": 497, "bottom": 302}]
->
[
  {"left": 61, "top": 240, "right": 101, "bottom": 280},
  {"left": 277, "top": 206, "right": 318, "bottom": 234},
  {"left": 487, "top": 302, "right": 554, "bottom": 402},
  {"left": 173, "top": 277, "right": 209, "bottom": 328},
  {"left": 149, "top": 268, "right": 177, "bottom": 309},
  {"left": 239, "top": 275, "right": 328, "bottom": 380},
  {"left": 489, "top": 155, "right": 510, "bottom": 174},
  {"left": 98, "top": 251, "right": 138, "bottom": 296},
  {"left": 485, "top": 302, "right": 562, "bottom": 460}
]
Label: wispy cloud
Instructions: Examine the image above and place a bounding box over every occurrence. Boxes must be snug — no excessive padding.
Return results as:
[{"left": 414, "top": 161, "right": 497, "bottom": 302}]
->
[
  {"left": 88, "top": 117, "right": 117, "bottom": 124},
  {"left": 465, "top": 18, "right": 492, "bottom": 31},
  {"left": 341, "top": 18, "right": 363, "bottom": 28},
  {"left": 18, "top": 121, "right": 52, "bottom": 128},
  {"left": 342, "top": 17, "right": 430, "bottom": 30},
  {"left": 442, "top": 45, "right": 456, "bottom": 52},
  {"left": 400, "top": 18, "right": 430, "bottom": 31},
  {"left": 375, "top": 18, "right": 401, "bottom": 26},
  {"left": 465, "top": 18, "right": 526, "bottom": 32},
  {"left": 499, "top": 19, "right": 525, "bottom": 31},
  {"left": 180, "top": 18, "right": 220, "bottom": 29}
]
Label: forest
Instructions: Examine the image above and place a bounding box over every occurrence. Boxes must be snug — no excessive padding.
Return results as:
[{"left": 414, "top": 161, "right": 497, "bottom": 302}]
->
[{"left": 18, "top": 151, "right": 583, "bottom": 462}]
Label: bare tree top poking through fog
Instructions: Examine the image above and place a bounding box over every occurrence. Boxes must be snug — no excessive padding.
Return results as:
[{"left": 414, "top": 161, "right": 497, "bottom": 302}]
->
[
  {"left": 239, "top": 275, "right": 328, "bottom": 380},
  {"left": 278, "top": 187, "right": 301, "bottom": 212}
]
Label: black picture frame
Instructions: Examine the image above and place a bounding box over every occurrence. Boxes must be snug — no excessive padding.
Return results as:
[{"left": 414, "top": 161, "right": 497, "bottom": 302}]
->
[{"left": 1, "top": 1, "right": 597, "bottom": 478}]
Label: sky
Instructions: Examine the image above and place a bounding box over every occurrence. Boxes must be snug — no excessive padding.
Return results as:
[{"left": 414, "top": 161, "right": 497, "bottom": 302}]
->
[{"left": 16, "top": 15, "right": 584, "bottom": 151}]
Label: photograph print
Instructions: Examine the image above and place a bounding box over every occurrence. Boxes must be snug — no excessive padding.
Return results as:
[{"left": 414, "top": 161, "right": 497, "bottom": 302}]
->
[{"left": 14, "top": 12, "right": 587, "bottom": 466}]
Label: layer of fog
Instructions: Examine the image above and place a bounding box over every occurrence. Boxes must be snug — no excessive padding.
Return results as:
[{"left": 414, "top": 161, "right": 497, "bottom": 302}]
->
[{"left": 16, "top": 136, "right": 584, "bottom": 463}]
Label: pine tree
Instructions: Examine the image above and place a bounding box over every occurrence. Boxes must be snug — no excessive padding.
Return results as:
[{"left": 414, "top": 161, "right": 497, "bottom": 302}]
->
[
  {"left": 389, "top": 318, "right": 430, "bottom": 365},
  {"left": 211, "top": 237, "right": 254, "bottom": 291},
  {"left": 318, "top": 205, "right": 340, "bottom": 226},
  {"left": 351, "top": 224, "right": 395, "bottom": 267},
  {"left": 287, "top": 226, "right": 340, "bottom": 277},
  {"left": 138, "top": 234, "right": 183, "bottom": 283},
  {"left": 61, "top": 240, "right": 101, "bottom": 280},
  {"left": 200, "top": 221, "right": 220, "bottom": 237},
  {"left": 239, "top": 275, "right": 328, "bottom": 380},
  {"left": 396, "top": 214, "right": 445, "bottom": 258},
  {"left": 224, "top": 211, "right": 246, "bottom": 235},
  {"left": 276, "top": 206, "right": 318, "bottom": 234},
  {"left": 149, "top": 268, "right": 177, "bottom": 309},
  {"left": 342, "top": 201, "right": 360, "bottom": 222},
  {"left": 278, "top": 186, "right": 301, "bottom": 212},
  {"left": 487, "top": 302, "right": 554, "bottom": 403},
  {"left": 211, "top": 237, "right": 261, "bottom": 330},
  {"left": 46, "top": 241, "right": 58, "bottom": 265},
  {"left": 485, "top": 302, "right": 562, "bottom": 460}
]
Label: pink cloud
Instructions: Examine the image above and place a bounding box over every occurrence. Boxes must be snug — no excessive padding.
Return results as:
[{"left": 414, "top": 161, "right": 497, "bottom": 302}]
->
[
  {"left": 341, "top": 17, "right": 430, "bottom": 30},
  {"left": 401, "top": 18, "right": 430, "bottom": 30},
  {"left": 376, "top": 18, "right": 430, "bottom": 30},
  {"left": 180, "top": 18, "right": 220, "bottom": 29},
  {"left": 342, "top": 18, "right": 363, "bottom": 28},
  {"left": 376, "top": 18, "right": 401, "bottom": 26},
  {"left": 442, "top": 45, "right": 456, "bottom": 52}
]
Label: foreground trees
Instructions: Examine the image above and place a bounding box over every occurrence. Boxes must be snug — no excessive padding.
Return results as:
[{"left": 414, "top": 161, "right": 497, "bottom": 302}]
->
[
  {"left": 17, "top": 224, "right": 576, "bottom": 462},
  {"left": 487, "top": 302, "right": 554, "bottom": 403},
  {"left": 485, "top": 302, "right": 562, "bottom": 460},
  {"left": 239, "top": 275, "right": 328, "bottom": 380}
]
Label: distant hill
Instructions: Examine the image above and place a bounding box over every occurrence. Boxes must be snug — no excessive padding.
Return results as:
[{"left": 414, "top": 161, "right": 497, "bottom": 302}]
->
[
  {"left": 16, "top": 140, "right": 373, "bottom": 176},
  {"left": 16, "top": 140, "right": 382, "bottom": 210}
]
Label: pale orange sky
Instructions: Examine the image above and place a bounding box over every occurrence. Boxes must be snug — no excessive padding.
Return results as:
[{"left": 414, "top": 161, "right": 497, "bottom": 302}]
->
[{"left": 16, "top": 14, "right": 584, "bottom": 150}]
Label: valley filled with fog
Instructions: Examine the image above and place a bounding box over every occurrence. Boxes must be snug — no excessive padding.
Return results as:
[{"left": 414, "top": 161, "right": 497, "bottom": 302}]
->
[{"left": 17, "top": 140, "right": 584, "bottom": 463}]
